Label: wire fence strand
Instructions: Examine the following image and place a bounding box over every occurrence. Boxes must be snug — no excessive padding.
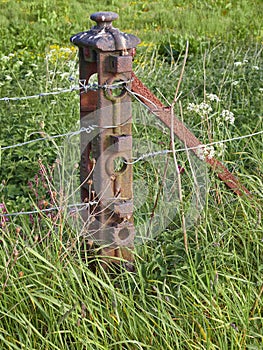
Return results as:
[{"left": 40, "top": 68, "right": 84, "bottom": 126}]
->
[
  {"left": 1, "top": 119, "right": 134, "bottom": 151},
  {"left": 0, "top": 79, "right": 133, "bottom": 102},
  {"left": 125, "top": 129, "right": 263, "bottom": 164},
  {"left": 1, "top": 126, "right": 98, "bottom": 151},
  {"left": 0, "top": 86, "right": 81, "bottom": 102},
  {"left": 0, "top": 202, "right": 99, "bottom": 218},
  {"left": 1, "top": 81, "right": 262, "bottom": 220}
]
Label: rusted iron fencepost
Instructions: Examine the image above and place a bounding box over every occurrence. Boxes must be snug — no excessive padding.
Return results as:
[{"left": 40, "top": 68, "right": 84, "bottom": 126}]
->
[{"left": 70, "top": 12, "right": 140, "bottom": 265}]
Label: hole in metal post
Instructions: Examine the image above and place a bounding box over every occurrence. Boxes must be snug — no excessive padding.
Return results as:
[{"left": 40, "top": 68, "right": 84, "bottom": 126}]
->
[
  {"left": 113, "top": 157, "right": 127, "bottom": 174},
  {"left": 88, "top": 73, "right": 98, "bottom": 86},
  {"left": 118, "top": 227, "right": 130, "bottom": 241},
  {"left": 105, "top": 80, "right": 127, "bottom": 101},
  {"left": 111, "top": 86, "right": 124, "bottom": 98}
]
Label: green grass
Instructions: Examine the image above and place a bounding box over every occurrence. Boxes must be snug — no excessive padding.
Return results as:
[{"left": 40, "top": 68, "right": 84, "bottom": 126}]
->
[{"left": 1, "top": 0, "right": 263, "bottom": 348}]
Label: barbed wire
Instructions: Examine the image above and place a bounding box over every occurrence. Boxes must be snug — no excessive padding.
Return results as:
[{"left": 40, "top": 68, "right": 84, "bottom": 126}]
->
[
  {"left": 1, "top": 79, "right": 262, "bottom": 220},
  {"left": 125, "top": 87, "right": 263, "bottom": 162},
  {"left": 2, "top": 80, "right": 261, "bottom": 155},
  {"left": 0, "top": 201, "right": 99, "bottom": 218},
  {"left": 126, "top": 129, "right": 263, "bottom": 164},
  {"left": 0, "top": 85, "right": 80, "bottom": 102},
  {"left": 1, "top": 125, "right": 98, "bottom": 151},
  {"left": 1, "top": 113, "right": 262, "bottom": 158},
  {"left": 0, "top": 79, "right": 132, "bottom": 102},
  {"left": 1, "top": 117, "right": 133, "bottom": 151},
  {"left": 1, "top": 128, "right": 262, "bottom": 219}
]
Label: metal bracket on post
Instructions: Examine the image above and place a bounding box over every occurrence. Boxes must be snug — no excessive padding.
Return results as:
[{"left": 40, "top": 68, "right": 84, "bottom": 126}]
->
[{"left": 70, "top": 12, "right": 140, "bottom": 267}]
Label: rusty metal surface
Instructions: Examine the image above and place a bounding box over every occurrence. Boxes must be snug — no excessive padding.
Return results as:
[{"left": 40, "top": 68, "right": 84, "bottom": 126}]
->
[
  {"left": 71, "top": 12, "right": 140, "bottom": 262},
  {"left": 131, "top": 72, "right": 251, "bottom": 197},
  {"left": 70, "top": 12, "right": 140, "bottom": 52},
  {"left": 80, "top": 53, "right": 134, "bottom": 246},
  {"left": 90, "top": 11, "right": 119, "bottom": 24},
  {"left": 107, "top": 55, "right": 133, "bottom": 73}
]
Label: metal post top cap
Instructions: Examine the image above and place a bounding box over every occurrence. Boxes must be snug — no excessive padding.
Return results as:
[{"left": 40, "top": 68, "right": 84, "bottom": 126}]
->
[
  {"left": 70, "top": 11, "right": 140, "bottom": 51},
  {"left": 90, "top": 12, "right": 118, "bottom": 24}
]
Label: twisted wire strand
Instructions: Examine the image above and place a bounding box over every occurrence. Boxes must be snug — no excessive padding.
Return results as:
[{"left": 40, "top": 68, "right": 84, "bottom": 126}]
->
[
  {"left": 0, "top": 79, "right": 133, "bottom": 102},
  {"left": 1, "top": 125, "right": 98, "bottom": 151},
  {"left": 0, "top": 202, "right": 99, "bottom": 218},
  {"left": 1, "top": 129, "right": 262, "bottom": 218},
  {"left": 125, "top": 130, "right": 263, "bottom": 164}
]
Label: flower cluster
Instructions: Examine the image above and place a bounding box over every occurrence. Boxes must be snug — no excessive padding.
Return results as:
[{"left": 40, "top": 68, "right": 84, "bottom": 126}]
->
[
  {"left": 234, "top": 59, "right": 259, "bottom": 71},
  {"left": 187, "top": 94, "right": 235, "bottom": 127},
  {"left": 220, "top": 109, "right": 235, "bottom": 125},
  {"left": 45, "top": 45, "right": 78, "bottom": 85},
  {"left": 187, "top": 102, "right": 213, "bottom": 119},
  {"left": 46, "top": 44, "right": 77, "bottom": 64},
  {"left": 1, "top": 53, "right": 15, "bottom": 61},
  {"left": 206, "top": 93, "right": 220, "bottom": 102},
  {"left": 196, "top": 145, "right": 215, "bottom": 160}
]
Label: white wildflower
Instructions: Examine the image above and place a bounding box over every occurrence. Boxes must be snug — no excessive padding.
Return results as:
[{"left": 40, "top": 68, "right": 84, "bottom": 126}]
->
[
  {"left": 252, "top": 66, "right": 259, "bottom": 70},
  {"left": 234, "top": 59, "right": 248, "bottom": 66},
  {"left": 187, "top": 102, "right": 212, "bottom": 117},
  {"left": 1, "top": 55, "right": 10, "bottom": 61},
  {"left": 197, "top": 145, "right": 215, "bottom": 160},
  {"left": 196, "top": 146, "right": 205, "bottom": 160},
  {"left": 187, "top": 103, "right": 196, "bottom": 112},
  {"left": 231, "top": 81, "right": 239, "bottom": 86},
  {"left": 199, "top": 102, "right": 212, "bottom": 114},
  {"left": 259, "top": 88, "right": 263, "bottom": 92},
  {"left": 5, "top": 75, "right": 12, "bottom": 81},
  {"left": 60, "top": 47, "right": 72, "bottom": 53},
  {"left": 220, "top": 109, "right": 235, "bottom": 125},
  {"left": 205, "top": 146, "right": 215, "bottom": 159},
  {"left": 206, "top": 93, "right": 220, "bottom": 102}
]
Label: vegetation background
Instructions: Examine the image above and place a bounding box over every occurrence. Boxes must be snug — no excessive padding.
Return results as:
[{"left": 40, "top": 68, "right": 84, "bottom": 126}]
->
[{"left": 0, "top": 0, "right": 263, "bottom": 349}]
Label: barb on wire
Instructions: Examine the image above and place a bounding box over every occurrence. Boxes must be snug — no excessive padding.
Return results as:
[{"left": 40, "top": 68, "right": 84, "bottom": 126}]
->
[
  {"left": 0, "top": 79, "right": 133, "bottom": 102},
  {"left": 0, "top": 202, "right": 99, "bottom": 218},
  {"left": 125, "top": 129, "right": 263, "bottom": 164}
]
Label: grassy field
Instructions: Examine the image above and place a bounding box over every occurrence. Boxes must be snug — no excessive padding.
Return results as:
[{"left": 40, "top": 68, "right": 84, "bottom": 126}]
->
[{"left": 0, "top": 0, "right": 263, "bottom": 349}]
